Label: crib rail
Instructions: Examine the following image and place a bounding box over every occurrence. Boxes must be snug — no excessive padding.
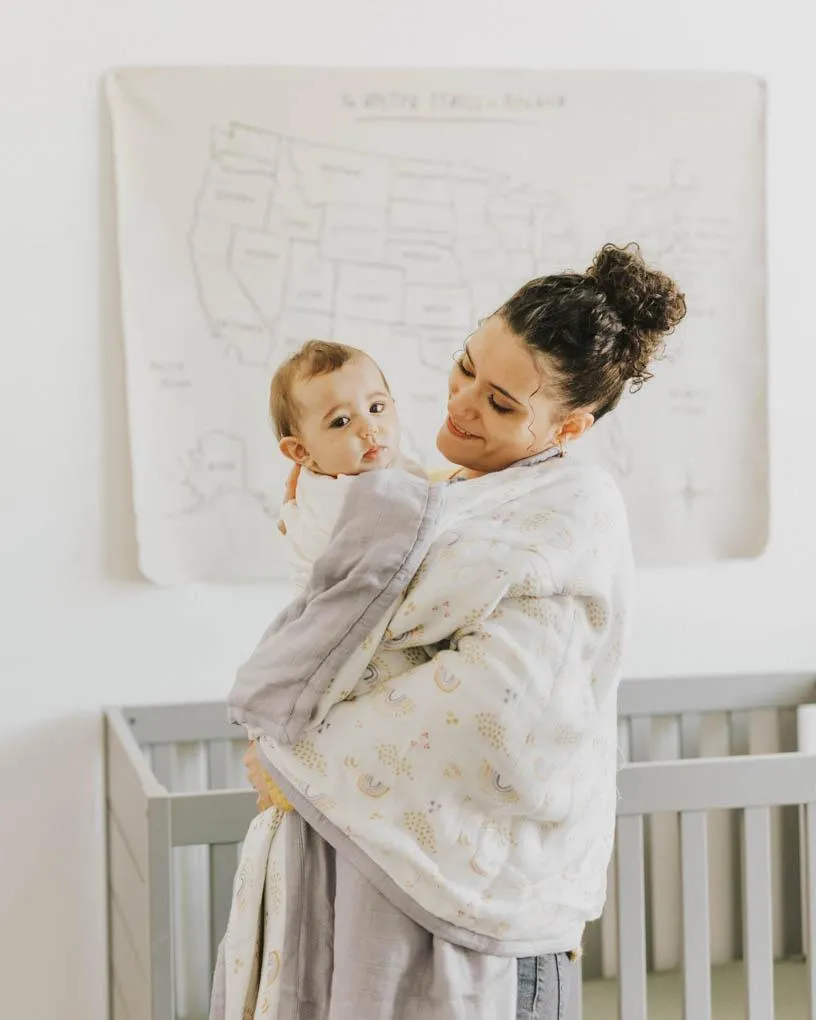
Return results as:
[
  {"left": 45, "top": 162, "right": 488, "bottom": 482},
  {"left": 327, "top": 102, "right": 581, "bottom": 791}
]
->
[
  {"left": 105, "top": 706, "right": 175, "bottom": 1020},
  {"left": 618, "top": 673, "right": 816, "bottom": 719},
  {"left": 568, "top": 752, "right": 816, "bottom": 1020},
  {"left": 104, "top": 706, "right": 256, "bottom": 1020},
  {"left": 583, "top": 673, "right": 816, "bottom": 994},
  {"left": 105, "top": 674, "right": 816, "bottom": 1020}
]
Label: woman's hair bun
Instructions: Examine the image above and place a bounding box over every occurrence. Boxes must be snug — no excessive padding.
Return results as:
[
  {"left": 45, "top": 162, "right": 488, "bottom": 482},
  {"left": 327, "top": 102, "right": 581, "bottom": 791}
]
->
[{"left": 587, "top": 242, "right": 687, "bottom": 385}]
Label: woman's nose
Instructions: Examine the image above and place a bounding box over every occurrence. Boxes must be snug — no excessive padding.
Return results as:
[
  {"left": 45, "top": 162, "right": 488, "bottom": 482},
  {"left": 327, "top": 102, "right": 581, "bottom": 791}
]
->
[{"left": 448, "top": 389, "right": 478, "bottom": 421}]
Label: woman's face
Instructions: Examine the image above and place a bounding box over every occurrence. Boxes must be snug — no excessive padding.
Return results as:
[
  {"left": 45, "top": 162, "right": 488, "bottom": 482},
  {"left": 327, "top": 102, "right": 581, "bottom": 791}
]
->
[{"left": 436, "top": 315, "right": 578, "bottom": 474}]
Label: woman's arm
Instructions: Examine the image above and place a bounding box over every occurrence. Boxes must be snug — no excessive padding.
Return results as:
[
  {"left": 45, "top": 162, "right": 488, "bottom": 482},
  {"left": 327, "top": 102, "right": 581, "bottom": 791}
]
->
[
  {"left": 229, "top": 469, "right": 445, "bottom": 744},
  {"left": 248, "top": 465, "right": 631, "bottom": 945},
  {"left": 256, "top": 583, "right": 611, "bottom": 823},
  {"left": 253, "top": 468, "right": 631, "bottom": 834}
]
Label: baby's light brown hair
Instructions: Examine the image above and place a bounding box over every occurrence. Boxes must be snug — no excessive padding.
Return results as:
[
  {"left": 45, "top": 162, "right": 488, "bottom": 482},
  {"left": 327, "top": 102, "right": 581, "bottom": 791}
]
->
[{"left": 269, "top": 340, "right": 386, "bottom": 439}]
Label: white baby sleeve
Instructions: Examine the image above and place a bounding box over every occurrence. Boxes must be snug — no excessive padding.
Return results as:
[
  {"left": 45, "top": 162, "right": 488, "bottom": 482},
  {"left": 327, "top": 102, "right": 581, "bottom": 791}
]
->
[{"left": 279, "top": 472, "right": 355, "bottom": 590}]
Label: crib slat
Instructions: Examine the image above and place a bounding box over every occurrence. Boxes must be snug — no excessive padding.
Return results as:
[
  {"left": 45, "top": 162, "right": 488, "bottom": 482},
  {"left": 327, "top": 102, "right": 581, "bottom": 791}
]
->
[
  {"left": 743, "top": 806, "right": 774, "bottom": 1019},
  {"left": 581, "top": 919, "right": 602, "bottom": 981},
  {"left": 799, "top": 711, "right": 816, "bottom": 970},
  {"left": 649, "top": 717, "right": 681, "bottom": 972},
  {"left": 680, "top": 714, "right": 701, "bottom": 759},
  {"left": 599, "top": 849, "right": 619, "bottom": 979},
  {"left": 629, "top": 717, "right": 652, "bottom": 763},
  {"left": 151, "top": 744, "right": 174, "bottom": 792},
  {"left": 730, "top": 713, "right": 751, "bottom": 958},
  {"left": 618, "top": 718, "right": 632, "bottom": 764},
  {"left": 777, "top": 709, "right": 803, "bottom": 959},
  {"left": 603, "top": 714, "right": 629, "bottom": 983},
  {"left": 729, "top": 712, "right": 752, "bottom": 757},
  {"left": 805, "top": 802, "right": 816, "bottom": 1020},
  {"left": 628, "top": 718, "right": 654, "bottom": 974},
  {"left": 680, "top": 811, "right": 711, "bottom": 1020},
  {"left": 208, "top": 741, "right": 238, "bottom": 972},
  {"left": 617, "top": 815, "right": 648, "bottom": 1020},
  {"left": 147, "top": 798, "right": 175, "bottom": 1020}
]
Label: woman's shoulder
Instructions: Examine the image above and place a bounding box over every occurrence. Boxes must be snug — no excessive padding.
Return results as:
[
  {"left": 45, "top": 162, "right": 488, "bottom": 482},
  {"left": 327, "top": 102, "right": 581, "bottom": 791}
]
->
[
  {"left": 517, "top": 457, "right": 627, "bottom": 519},
  {"left": 497, "top": 461, "right": 632, "bottom": 593},
  {"left": 512, "top": 459, "right": 631, "bottom": 560},
  {"left": 551, "top": 459, "right": 626, "bottom": 509}
]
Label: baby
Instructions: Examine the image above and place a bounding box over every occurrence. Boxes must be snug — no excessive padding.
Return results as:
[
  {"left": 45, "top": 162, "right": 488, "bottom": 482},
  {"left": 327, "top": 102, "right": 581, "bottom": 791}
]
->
[
  {"left": 242, "top": 339, "right": 423, "bottom": 806},
  {"left": 270, "top": 339, "right": 423, "bottom": 586}
]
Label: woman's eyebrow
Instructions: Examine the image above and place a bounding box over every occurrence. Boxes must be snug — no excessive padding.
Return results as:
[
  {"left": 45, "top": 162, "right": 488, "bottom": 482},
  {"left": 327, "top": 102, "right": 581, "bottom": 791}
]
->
[{"left": 463, "top": 342, "right": 524, "bottom": 406}]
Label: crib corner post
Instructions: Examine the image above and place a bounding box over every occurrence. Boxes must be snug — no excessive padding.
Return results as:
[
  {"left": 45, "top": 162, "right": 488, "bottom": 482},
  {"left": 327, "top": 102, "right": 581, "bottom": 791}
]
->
[{"left": 148, "top": 794, "right": 175, "bottom": 1020}]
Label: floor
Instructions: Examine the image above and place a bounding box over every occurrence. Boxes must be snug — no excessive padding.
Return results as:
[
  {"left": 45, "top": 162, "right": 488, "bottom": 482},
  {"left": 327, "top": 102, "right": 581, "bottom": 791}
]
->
[{"left": 580, "top": 959, "right": 810, "bottom": 1019}]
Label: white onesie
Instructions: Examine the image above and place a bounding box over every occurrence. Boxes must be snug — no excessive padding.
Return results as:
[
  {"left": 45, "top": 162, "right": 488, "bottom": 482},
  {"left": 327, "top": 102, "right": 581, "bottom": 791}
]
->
[{"left": 278, "top": 470, "right": 357, "bottom": 589}]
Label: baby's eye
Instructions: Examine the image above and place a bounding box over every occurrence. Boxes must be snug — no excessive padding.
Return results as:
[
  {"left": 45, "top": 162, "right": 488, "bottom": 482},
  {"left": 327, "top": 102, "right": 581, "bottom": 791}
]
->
[
  {"left": 329, "top": 416, "right": 350, "bottom": 429},
  {"left": 370, "top": 401, "right": 386, "bottom": 414}
]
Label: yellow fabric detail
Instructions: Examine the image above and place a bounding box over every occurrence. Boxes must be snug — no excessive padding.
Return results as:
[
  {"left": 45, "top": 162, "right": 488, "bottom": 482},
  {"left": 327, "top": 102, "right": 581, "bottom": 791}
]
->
[{"left": 262, "top": 770, "right": 294, "bottom": 813}]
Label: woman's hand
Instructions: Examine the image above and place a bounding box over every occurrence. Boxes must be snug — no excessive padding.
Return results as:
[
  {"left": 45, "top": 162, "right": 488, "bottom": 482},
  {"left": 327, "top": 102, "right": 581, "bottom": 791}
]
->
[{"left": 243, "top": 741, "right": 275, "bottom": 812}]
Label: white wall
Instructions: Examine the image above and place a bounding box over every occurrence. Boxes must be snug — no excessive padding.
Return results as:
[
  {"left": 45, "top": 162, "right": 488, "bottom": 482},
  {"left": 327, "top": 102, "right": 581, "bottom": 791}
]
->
[{"left": 2, "top": 2, "right": 815, "bottom": 1017}]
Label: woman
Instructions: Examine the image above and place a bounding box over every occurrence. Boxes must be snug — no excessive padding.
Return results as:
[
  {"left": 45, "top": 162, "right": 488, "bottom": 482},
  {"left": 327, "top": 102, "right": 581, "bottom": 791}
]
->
[{"left": 220, "top": 243, "right": 686, "bottom": 1020}]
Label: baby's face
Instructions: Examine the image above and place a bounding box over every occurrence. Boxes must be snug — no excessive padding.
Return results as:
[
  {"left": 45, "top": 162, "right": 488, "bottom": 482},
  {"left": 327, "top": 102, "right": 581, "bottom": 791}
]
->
[{"left": 286, "top": 356, "right": 401, "bottom": 476}]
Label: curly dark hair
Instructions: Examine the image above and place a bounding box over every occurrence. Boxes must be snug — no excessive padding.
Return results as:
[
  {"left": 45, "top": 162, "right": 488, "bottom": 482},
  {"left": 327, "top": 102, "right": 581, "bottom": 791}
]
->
[{"left": 497, "top": 243, "right": 687, "bottom": 420}]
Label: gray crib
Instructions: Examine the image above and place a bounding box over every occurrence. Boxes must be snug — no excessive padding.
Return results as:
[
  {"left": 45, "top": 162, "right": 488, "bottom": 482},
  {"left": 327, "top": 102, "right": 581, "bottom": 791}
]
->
[{"left": 105, "top": 673, "right": 816, "bottom": 1020}]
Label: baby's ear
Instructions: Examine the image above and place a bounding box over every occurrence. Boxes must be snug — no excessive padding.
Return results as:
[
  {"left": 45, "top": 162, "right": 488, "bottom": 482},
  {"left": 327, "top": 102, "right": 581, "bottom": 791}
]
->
[{"left": 279, "top": 436, "right": 310, "bottom": 465}]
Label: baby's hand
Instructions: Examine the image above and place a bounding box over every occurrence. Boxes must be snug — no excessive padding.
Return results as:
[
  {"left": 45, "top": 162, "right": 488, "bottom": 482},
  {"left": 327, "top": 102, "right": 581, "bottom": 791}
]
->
[
  {"left": 243, "top": 741, "right": 275, "bottom": 812},
  {"left": 284, "top": 463, "right": 301, "bottom": 503},
  {"left": 277, "top": 463, "right": 302, "bottom": 534}
]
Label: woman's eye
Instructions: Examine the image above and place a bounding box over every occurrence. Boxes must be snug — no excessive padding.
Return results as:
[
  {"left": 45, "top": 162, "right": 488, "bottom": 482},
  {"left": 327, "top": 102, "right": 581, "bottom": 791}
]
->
[
  {"left": 370, "top": 401, "right": 386, "bottom": 414},
  {"left": 329, "top": 416, "right": 350, "bottom": 429},
  {"left": 488, "top": 396, "right": 513, "bottom": 415},
  {"left": 456, "top": 357, "right": 475, "bottom": 378}
]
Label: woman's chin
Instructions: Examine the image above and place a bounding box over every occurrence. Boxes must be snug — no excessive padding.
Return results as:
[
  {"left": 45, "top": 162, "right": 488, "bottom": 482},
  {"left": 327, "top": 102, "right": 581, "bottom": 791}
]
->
[
  {"left": 435, "top": 428, "right": 455, "bottom": 460},
  {"left": 436, "top": 428, "right": 476, "bottom": 468}
]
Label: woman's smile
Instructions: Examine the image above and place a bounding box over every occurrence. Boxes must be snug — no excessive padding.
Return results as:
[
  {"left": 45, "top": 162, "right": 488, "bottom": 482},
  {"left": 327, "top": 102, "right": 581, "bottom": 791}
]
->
[{"left": 446, "top": 415, "right": 479, "bottom": 440}]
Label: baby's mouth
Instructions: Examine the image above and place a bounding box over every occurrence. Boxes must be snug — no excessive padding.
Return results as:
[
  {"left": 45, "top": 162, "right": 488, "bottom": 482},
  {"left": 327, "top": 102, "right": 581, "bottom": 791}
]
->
[{"left": 362, "top": 444, "right": 384, "bottom": 461}]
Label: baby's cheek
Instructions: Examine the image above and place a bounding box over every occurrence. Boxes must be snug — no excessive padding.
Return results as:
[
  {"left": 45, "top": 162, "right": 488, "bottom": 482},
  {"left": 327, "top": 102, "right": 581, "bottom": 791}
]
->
[{"left": 311, "top": 435, "right": 352, "bottom": 475}]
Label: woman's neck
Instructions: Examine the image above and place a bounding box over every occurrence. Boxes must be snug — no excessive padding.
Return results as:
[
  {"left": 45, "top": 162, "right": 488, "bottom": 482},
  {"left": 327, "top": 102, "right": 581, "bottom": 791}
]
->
[
  {"left": 450, "top": 466, "right": 484, "bottom": 480},
  {"left": 450, "top": 443, "right": 562, "bottom": 481}
]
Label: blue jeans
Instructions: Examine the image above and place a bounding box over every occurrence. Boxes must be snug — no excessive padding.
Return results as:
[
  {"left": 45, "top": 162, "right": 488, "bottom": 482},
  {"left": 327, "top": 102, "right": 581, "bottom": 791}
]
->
[{"left": 517, "top": 954, "right": 572, "bottom": 1020}]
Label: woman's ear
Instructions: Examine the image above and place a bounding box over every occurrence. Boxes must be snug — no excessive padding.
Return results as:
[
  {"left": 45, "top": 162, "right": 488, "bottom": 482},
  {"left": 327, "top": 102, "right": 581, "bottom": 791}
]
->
[
  {"left": 279, "top": 436, "right": 311, "bottom": 465},
  {"left": 560, "top": 410, "right": 595, "bottom": 443}
]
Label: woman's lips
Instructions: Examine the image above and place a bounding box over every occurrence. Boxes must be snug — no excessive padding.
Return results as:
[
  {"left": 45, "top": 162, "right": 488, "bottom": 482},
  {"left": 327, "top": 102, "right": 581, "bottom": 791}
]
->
[{"left": 446, "top": 416, "right": 478, "bottom": 440}]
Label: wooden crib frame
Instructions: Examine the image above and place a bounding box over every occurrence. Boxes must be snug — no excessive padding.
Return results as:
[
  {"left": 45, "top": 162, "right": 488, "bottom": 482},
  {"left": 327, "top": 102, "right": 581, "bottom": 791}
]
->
[{"left": 104, "top": 673, "right": 816, "bottom": 1020}]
